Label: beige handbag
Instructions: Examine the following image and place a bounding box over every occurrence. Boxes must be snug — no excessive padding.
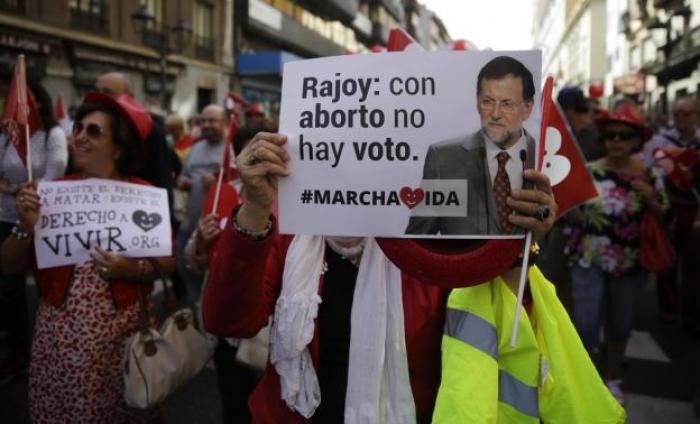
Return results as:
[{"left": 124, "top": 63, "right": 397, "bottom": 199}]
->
[
  {"left": 123, "top": 271, "right": 212, "bottom": 409},
  {"left": 234, "top": 322, "right": 270, "bottom": 372}
]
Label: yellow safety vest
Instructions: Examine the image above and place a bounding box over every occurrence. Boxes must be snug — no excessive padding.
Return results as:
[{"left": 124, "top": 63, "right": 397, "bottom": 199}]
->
[{"left": 433, "top": 266, "right": 625, "bottom": 423}]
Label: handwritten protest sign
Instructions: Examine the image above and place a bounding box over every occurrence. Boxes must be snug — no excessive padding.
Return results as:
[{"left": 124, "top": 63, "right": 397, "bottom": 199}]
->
[
  {"left": 278, "top": 50, "right": 542, "bottom": 238},
  {"left": 35, "top": 179, "right": 171, "bottom": 269}
]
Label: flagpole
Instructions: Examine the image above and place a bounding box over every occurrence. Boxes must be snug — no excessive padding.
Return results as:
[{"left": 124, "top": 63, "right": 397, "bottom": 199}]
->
[
  {"left": 25, "top": 123, "right": 32, "bottom": 182},
  {"left": 211, "top": 166, "right": 225, "bottom": 216},
  {"left": 509, "top": 231, "right": 532, "bottom": 348}
]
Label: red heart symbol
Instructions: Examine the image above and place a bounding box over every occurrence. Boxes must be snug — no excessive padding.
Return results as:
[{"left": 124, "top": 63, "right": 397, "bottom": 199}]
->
[{"left": 400, "top": 187, "right": 424, "bottom": 209}]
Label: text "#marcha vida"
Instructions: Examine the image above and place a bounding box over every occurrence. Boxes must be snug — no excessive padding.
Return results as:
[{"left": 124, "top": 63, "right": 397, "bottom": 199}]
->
[{"left": 300, "top": 189, "right": 459, "bottom": 206}]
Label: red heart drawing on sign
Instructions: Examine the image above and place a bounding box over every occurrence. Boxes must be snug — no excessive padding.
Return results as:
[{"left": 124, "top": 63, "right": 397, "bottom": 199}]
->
[{"left": 400, "top": 187, "right": 424, "bottom": 209}]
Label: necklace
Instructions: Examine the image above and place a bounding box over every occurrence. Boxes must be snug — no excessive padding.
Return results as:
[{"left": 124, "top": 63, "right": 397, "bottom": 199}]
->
[{"left": 326, "top": 237, "right": 366, "bottom": 266}]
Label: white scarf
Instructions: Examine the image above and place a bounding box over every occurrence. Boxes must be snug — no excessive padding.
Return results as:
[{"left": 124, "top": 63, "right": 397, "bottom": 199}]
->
[{"left": 269, "top": 235, "right": 416, "bottom": 423}]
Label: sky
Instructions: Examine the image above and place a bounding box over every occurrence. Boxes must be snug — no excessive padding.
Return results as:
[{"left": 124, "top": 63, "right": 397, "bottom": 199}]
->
[{"left": 419, "top": 0, "right": 535, "bottom": 50}]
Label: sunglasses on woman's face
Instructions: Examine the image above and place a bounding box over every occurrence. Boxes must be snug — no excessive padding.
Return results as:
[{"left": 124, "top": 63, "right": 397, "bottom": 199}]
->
[
  {"left": 602, "top": 130, "right": 637, "bottom": 141},
  {"left": 72, "top": 121, "right": 105, "bottom": 139}
]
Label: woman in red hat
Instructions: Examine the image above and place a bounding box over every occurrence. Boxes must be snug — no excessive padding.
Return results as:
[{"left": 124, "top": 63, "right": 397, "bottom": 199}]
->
[
  {"left": 1, "top": 93, "right": 175, "bottom": 423},
  {"left": 564, "top": 103, "right": 669, "bottom": 404},
  {"left": 202, "top": 130, "right": 557, "bottom": 423}
]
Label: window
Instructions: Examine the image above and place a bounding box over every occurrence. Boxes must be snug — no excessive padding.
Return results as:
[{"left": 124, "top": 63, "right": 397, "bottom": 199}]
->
[
  {"left": 0, "top": 0, "right": 25, "bottom": 14},
  {"left": 69, "top": 0, "right": 109, "bottom": 34},
  {"left": 194, "top": 2, "right": 214, "bottom": 61},
  {"left": 140, "top": 0, "right": 163, "bottom": 30}
]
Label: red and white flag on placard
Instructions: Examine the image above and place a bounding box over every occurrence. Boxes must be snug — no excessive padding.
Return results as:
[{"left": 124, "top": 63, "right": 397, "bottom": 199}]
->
[
  {"left": 0, "top": 55, "right": 40, "bottom": 168},
  {"left": 387, "top": 28, "right": 423, "bottom": 52},
  {"left": 538, "top": 76, "right": 598, "bottom": 216}
]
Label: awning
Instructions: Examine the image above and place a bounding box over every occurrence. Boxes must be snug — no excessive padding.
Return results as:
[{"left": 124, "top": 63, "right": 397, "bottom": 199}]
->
[{"left": 236, "top": 51, "right": 303, "bottom": 76}]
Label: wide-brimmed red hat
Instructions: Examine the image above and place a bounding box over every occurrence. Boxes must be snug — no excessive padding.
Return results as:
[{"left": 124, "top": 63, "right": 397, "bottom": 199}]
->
[
  {"left": 377, "top": 238, "right": 523, "bottom": 286},
  {"left": 596, "top": 102, "right": 653, "bottom": 141},
  {"left": 245, "top": 103, "right": 265, "bottom": 118},
  {"left": 83, "top": 92, "right": 152, "bottom": 141}
]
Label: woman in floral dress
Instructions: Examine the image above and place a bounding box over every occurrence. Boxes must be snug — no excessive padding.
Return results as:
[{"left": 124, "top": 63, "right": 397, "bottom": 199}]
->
[
  {"left": 1, "top": 93, "right": 175, "bottom": 423},
  {"left": 565, "top": 104, "right": 668, "bottom": 404}
]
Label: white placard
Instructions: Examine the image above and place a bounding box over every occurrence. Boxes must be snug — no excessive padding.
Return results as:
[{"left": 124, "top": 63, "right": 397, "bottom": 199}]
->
[
  {"left": 34, "top": 179, "right": 172, "bottom": 269},
  {"left": 278, "top": 50, "right": 542, "bottom": 238}
]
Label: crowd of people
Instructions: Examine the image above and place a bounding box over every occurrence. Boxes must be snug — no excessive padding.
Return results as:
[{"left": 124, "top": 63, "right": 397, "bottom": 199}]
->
[
  {"left": 0, "top": 67, "right": 697, "bottom": 424},
  {"left": 539, "top": 86, "right": 700, "bottom": 406}
]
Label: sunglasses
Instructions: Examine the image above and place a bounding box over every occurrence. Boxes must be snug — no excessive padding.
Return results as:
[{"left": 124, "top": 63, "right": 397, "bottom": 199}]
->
[
  {"left": 602, "top": 130, "right": 638, "bottom": 141},
  {"left": 72, "top": 121, "right": 106, "bottom": 139}
]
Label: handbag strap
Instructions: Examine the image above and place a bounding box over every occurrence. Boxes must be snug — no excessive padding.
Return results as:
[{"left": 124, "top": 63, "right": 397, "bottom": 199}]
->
[
  {"left": 146, "top": 258, "right": 179, "bottom": 314},
  {"left": 136, "top": 283, "right": 151, "bottom": 335},
  {"left": 145, "top": 258, "right": 192, "bottom": 332}
]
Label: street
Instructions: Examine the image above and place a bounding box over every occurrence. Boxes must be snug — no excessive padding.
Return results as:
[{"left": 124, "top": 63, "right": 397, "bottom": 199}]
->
[{"left": 0, "top": 276, "right": 698, "bottom": 423}]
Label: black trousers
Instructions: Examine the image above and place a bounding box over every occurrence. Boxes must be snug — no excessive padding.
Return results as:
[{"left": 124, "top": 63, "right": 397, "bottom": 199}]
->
[
  {"left": 0, "top": 221, "right": 29, "bottom": 364},
  {"left": 213, "top": 339, "right": 261, "bottom": 424}
]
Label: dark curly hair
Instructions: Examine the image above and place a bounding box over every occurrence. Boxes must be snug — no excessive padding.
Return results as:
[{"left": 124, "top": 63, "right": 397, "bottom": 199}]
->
[
  {"left": 73, "top": 102, "right": 144, "bottom": 176},
  {"left": 28, "top": 80, "right": 58, "bottom": 136},
  {"left": 232, "top": 119, "right": 278, "bottom": 156}
]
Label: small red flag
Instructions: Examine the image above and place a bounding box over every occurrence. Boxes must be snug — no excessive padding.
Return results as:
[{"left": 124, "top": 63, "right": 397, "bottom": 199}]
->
[
  {"left": 222, "top": 118, "right": 239, "bottom": 181},
  {"left": 539, "top": 76, "right": 598, "bottom": 216},
  {"left": 55, "top": 95, "right": 66, "bottom": 121},
  {"left": 0, "top": 55, "right": 39, "bottom": 168},
  {"left": 653, "top": 146, "right": 700, "bottom": 192},
  {"left": 387, "top": 28, "right": 420, "bottom": 52}
]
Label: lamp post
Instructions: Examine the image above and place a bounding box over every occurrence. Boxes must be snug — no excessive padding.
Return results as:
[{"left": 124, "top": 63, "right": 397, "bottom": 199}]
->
[
  {"left": 648, "top": 6, "right": 692, "bottom": 114},
  {"left": 131, "top": 5, "right": 192, "bottom": 112}
]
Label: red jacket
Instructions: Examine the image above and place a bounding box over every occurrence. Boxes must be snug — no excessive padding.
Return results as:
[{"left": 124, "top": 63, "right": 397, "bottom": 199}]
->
[
  {"left": 33, "top": 174, "right": 154, "bottom": 309},
  {"left": 203, "top": 217, "right": 465, "bottom": 424}
]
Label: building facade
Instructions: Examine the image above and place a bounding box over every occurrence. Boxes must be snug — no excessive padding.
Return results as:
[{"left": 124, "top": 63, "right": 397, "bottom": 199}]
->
[
  {"left": 535, "top": 0, "right": 700, "bottom": 115},
  {"left": 0, "top": 0, "right": 233, "bottom": 120},
  {"left": 533, "top": 0, "right": 608, "bottom": 95},
  {"left": 233, "top": 0, "right": 451, "bottom": 118}
]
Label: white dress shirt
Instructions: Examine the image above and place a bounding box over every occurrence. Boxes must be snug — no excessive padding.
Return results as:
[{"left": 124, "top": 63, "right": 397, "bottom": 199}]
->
[{"left": 484, "top": 131, "right": 527, "bottom": 191}]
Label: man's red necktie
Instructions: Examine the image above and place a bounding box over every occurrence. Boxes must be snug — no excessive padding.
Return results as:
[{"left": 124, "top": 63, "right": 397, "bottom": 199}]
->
[{"left": 494, "top": 151, "right": 513, "bottom": 233}]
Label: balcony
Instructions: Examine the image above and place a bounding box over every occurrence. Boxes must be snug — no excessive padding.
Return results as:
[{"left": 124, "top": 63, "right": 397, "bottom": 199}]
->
[
  {"left": 370, "top": 0, "right": 404, "bottom": 23},
  {"left": 0, "top": 0, "right": 24, "bottom": 14},
  {"left": 70, "top": 7, "right": 109, "bottom": 35},
  {"left": 647, "top": 25, "right": 700, "bottom": 83},
  {"left": 247, "top": 0, "right": 346, "bottom": 57},
  {"left": 653, "top": 0, "right": 684, "bottom": 10},
  {"left": 298, "top": 0, "right": 358, "bottom": 24},
  {"left": 195, "top": 35, "right": 214, "bottom": 61},
  {"left": 371, "top": 21, "right": 389, "bottom": 45}
]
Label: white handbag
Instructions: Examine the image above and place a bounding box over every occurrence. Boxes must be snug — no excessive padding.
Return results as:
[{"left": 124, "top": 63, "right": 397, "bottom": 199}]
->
[
  {"left": 123, "top": 272, "right": 212, "bottom": 409},
  {"left": 234, "top": 322, "right": 270, "bottom": 372}
]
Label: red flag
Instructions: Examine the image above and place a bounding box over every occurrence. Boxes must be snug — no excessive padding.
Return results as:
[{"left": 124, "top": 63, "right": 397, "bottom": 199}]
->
[
  {"left": 0, "top": 55, "right": 39, "bottom": 167},
  {"left": 201, "top": 182, "right": 239, "bottom": 264},
  {"left": 55, "top": 95, "right": 66, "bottom": 120},
  {"left": 653, "top": 146, "right": 700, "bottom": 191},
  {"left": 539, "top": 76, "right": 598, "bottom": 216},
  {"left": 452, "top": 40, "right": 469, "bottom": 51},
  {"left": 387, "top": 27, "right": 419, "bottom": 52},
  {"left": 222, "top": 118, "right": 239, "bottom": 181}
]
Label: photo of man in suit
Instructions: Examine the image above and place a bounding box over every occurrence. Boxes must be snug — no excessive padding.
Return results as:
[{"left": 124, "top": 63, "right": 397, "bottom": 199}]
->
[{"left": 405, "top": 55, "right": 537, "bottom": 235}]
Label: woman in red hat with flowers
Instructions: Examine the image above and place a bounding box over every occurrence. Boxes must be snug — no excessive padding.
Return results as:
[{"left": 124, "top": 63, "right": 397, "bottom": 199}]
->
[
  {"left": 564, "top": 103, "right": 669, "bottom": 404},
  {"left": 1, "top": 93, "right": 175, "bottom": 423}
]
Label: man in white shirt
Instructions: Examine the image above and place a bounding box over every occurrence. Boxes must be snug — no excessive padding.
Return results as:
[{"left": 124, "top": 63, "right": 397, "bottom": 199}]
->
[
  {"left": 642, "top": 96, "right": 700, "bottom": 331},
  {"left": 406, "top": 56, "right": 536, "bottom": 235}
]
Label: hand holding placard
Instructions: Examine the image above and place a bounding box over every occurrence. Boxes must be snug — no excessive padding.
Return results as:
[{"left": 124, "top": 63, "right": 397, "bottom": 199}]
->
[
  {"left": 236, "top": 132, "right": 289, "bottom": 232},
  {"left": 16, "top": 181, "right": 40, "bottom": 233}
]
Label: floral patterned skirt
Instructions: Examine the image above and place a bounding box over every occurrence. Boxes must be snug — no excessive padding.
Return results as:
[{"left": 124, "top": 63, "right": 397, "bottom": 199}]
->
[{"left": 28, "top": 263, "right": 142, "bottom": 424}]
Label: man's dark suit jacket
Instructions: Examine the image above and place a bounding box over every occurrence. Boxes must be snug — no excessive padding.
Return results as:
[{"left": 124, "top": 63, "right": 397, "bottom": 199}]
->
[{"left": 405, "top": 130, "right": 535, "bottom": 235}]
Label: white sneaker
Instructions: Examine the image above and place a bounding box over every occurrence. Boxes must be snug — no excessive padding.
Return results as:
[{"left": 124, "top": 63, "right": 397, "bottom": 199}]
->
[{"left": 606, "top": 379, "right": 625, "bottom": 405}]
